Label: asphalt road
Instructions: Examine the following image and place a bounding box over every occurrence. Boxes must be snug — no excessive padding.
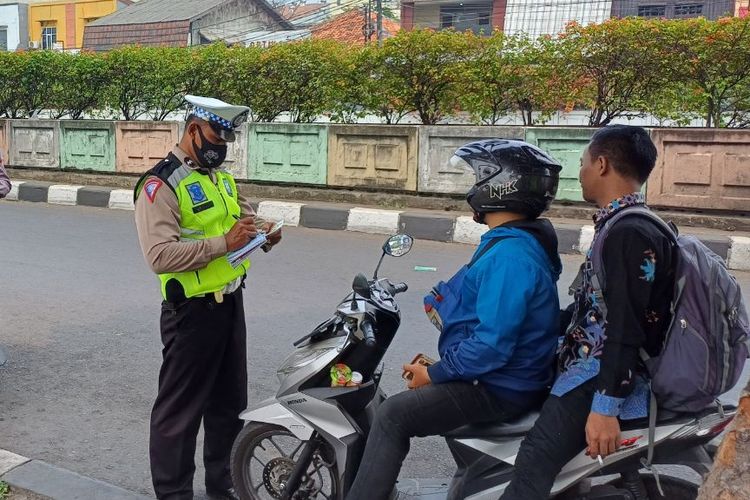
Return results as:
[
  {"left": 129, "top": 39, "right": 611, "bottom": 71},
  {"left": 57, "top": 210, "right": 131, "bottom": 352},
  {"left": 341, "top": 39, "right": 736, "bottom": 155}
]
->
[{"left": 1, "top": 202, "right": 748, "bottom": 498}]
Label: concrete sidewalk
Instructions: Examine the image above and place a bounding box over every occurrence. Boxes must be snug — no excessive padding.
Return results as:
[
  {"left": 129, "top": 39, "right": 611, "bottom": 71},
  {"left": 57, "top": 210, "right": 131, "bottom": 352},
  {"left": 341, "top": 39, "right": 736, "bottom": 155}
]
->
[
  {"left": 0, "top": 450, "right": 149, "bottom": 500},
  {"left": 5, "top": 179, "right": 750, "bottom": 271}
]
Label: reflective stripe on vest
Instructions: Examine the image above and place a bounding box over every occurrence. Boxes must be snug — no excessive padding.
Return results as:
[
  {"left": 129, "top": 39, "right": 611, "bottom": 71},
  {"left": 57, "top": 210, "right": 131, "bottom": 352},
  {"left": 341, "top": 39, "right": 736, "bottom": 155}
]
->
[{"left": 159, "top": 170, "right": 249, "bottom": 300}]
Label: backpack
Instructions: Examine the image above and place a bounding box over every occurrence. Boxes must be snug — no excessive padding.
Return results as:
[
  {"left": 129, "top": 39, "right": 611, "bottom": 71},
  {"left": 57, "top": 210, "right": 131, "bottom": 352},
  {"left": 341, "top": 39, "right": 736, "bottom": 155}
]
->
[{"left": 590, "top": 206, "right": 750, "bottom": 413}]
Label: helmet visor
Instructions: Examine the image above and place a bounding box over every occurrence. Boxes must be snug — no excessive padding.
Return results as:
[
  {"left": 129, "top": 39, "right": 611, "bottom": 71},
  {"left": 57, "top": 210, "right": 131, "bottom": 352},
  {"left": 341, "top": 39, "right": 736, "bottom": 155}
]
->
[
  {"left": 450, "top": 154, "right": 502, "bottom": 182},
  {"left": 449, "top": 154, "right": 473, "bottom": 173}
]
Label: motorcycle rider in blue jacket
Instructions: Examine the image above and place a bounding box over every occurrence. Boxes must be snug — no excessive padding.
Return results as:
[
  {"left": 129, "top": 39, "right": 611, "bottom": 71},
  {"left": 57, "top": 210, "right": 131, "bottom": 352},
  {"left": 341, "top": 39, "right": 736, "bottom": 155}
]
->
[{"left": 346, "top": 139, "right": 564, "bottom": 500}]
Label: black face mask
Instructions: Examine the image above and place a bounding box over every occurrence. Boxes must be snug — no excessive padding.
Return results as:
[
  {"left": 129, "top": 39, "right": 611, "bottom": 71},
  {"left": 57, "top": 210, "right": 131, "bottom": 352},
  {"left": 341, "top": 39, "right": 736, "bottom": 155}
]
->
[{"left": 192, "top": 126, "right": 227, "bottom": 168}]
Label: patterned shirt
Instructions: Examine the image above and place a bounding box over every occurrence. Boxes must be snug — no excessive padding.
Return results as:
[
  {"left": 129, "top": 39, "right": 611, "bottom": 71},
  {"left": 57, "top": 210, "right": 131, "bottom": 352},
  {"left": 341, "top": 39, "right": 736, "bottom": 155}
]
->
[{"left": 551, "top": 193, "right": 674, "bottom": 419}]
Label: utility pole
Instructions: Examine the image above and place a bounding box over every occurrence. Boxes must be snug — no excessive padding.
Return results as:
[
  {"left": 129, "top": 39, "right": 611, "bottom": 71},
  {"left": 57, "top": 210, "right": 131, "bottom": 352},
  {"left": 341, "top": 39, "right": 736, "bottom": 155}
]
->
[
  {"left": 363, "top": 0, "right": 375, "bottom": 44},
  {"left": 376, "top": 0, "right": 383, "bottom": 44}
]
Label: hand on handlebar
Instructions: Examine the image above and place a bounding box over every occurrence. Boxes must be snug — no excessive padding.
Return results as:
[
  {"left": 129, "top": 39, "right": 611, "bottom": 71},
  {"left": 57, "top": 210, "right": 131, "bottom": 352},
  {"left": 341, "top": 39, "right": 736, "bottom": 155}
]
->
[{"left": 361, "top": 320, "right": 376, "bottom": 347}]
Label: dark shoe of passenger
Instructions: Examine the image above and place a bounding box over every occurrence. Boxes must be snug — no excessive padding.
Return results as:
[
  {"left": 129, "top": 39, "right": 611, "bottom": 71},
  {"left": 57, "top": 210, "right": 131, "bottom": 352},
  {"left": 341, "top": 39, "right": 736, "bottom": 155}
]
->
[{"left": 206, "top": 487, "right": 240, "bottom": 500}]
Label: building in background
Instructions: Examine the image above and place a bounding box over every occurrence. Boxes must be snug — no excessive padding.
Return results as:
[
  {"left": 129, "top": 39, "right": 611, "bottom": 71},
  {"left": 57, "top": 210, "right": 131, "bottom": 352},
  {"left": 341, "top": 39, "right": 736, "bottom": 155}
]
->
[
  {"left": 402, "top": 0, "right": 747, "bottom": 36},
  {"left": 311, "top": 7, "right": 399, "bottom": 44},
  {"left": 735, "top": 0, "right": 749, "bottom": 17},
  {"left": 401, "top": 0, "right": 609, "bottom": 36},
  {"left": 277, "top": 2, "right": 326, "bottom": 26},
  {"left": 0, "top": 0, "right": 29, "bottom": 51},
  {"left": 503, "top": 0, "right": 611, "bottom": 37},
  {"left": 401, "top": 0, "right": 507, "bottom": 33},
  {"left": 611, "top": 0, "right": 734, "bottom": 19},
  {"left": 82, "top": 0, "right": 293, "bottom": 51},
  {"left": 27, "top": 0, "right": 133, "bottom": 51}
]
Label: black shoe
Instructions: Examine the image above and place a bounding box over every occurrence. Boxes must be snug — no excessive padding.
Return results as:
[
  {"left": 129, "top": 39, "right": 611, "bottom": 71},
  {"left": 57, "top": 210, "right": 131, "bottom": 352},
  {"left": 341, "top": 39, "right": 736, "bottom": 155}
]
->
[{"left": 206, "top": 487, "right": 240, "bottom": 500}]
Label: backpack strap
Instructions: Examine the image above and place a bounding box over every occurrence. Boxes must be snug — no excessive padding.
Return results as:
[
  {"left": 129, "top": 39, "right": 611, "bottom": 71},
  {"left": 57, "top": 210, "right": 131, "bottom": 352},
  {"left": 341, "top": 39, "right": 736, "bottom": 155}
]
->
[
  {"left": 639, "top": 387, "right": 665, "bottom": 497},
  {"left": 467, "top": 236, "right": 511, "bottom": 269},
  {"left": 589, "top": 206, "right": 677, "bottom": 321}
]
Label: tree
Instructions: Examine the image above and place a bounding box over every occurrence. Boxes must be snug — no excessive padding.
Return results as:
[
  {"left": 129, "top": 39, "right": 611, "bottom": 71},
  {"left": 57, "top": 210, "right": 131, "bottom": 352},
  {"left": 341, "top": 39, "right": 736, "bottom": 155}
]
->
[
  {"left": 373, "top": 29, "right": 475, "bottom": 125},
  {"left": 0, "top": 51, "right": 27, "bottom": 118},
  {"left": 250, "top": 40, "right": 348, "bottom": 123},
  {"left": 189, "top": 43, "right": 235, "bottom": 102},
  {"left": 329, "top": 47, "right": 370, "bottom": 124},
  {"left": 461, "top": 32, "right": 568, "bottom": 126},
  {"left": 459, "top": 31, "right": 514, "bottom": 125},
  {"left": 104, "top": 46, "right": 153, "bottom": 120},
  {"left": 16, "top": 50, "right": 65, "bottom": 118},
  {"left": 664, "top": 17, "right": 750, "bottom": 128},
  {"left": 559, "top": 18, "right": 677, "bottom": 127},
  {"left": 698, "top": 378, "right": 750, "bottom": 499},
  {"left": 351, "top": 44, "right": 413, "bottom": 124},
  {"left": 142, "top": 47, "right": 196, "bottom": 121},
  {"left": 50, "top": 51, "right": 110, "bottom": 120}
]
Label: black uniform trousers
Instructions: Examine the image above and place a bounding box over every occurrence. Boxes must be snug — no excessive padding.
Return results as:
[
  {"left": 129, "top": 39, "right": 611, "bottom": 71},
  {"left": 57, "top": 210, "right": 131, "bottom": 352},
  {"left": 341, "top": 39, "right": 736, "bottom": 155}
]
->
[{"left": 150, "top": 288, "right": 248, "bottom": 500}]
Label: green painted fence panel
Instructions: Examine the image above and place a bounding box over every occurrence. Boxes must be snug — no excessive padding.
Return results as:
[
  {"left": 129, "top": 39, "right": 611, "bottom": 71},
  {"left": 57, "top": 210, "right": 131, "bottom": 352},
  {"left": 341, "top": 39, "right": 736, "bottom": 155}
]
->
[
  {"left": 525, "top": 127, "right": 594, "bottom": 202},
  {"left": 248, "top": 123, "right": 328, "bottom": 185},
  {"left": 60, "top": 121, "right": 115, "bottom": 172}
]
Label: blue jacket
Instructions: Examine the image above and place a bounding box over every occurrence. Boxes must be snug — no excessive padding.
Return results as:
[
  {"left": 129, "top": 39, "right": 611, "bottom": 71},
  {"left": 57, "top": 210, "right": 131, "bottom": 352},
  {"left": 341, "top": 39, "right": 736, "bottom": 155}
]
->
[{"left": 427, "top": 220, "right": 562, "bottom": 407}]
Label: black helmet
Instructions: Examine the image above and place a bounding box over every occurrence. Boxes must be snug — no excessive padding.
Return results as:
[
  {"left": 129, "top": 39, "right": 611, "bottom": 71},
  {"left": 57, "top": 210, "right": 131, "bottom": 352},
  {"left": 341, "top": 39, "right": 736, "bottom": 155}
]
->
[{"left": 452, "top": 139, "right": 562, "bottom": 221}]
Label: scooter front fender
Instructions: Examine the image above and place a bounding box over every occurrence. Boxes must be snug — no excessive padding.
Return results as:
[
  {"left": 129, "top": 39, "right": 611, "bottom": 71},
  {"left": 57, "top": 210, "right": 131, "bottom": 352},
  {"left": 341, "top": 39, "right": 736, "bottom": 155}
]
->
[{"left": 239, "top": 397, "right": 315, "bottom": 441}]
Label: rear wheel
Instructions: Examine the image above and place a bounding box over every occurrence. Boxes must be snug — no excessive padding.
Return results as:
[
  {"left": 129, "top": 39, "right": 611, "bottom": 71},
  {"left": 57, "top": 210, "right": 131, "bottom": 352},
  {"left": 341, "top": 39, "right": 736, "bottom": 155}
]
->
[
  {"left": 640, "top": 474, "right": 698, "bottom": 499},
  {"left": 555, "top": 473, "right": 700, "bottom": 500},
  {"left": 612, "top": 473, "right": 699, "bottom": 500},
  {"left": 230, "top": 422, "right": 339, "bottom": 500}
]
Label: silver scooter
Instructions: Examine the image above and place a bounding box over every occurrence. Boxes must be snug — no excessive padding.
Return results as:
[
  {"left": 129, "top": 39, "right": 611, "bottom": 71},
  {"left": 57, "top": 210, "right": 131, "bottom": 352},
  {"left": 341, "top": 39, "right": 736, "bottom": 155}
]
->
[{"left": 230, "top": 234, "right": 736, "bottom": 500}]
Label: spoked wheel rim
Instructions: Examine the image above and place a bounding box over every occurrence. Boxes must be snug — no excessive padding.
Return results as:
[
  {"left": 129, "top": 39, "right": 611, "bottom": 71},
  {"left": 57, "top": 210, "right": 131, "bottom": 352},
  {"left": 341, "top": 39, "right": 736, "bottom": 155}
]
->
[{"left": 241, "top": 428, "right": 337, "bottom": 500}]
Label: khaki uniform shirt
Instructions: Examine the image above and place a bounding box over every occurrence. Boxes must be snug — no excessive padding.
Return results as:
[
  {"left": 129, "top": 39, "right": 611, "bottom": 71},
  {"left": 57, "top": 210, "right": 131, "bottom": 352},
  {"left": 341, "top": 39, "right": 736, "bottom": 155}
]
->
[{"left": 134, "top": 146, "right": 258, "bottom": 276}]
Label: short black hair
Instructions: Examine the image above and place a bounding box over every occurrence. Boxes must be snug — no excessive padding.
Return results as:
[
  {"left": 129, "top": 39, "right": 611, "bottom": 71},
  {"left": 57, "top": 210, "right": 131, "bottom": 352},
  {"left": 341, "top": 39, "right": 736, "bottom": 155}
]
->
[{"left": 588, "top": 125, "right": 657, "bottom": 184}]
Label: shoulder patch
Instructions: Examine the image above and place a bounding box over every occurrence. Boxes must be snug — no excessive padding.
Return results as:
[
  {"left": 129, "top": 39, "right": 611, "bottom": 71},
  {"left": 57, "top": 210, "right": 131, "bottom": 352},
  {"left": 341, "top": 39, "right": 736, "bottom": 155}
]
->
[{"left": 144, "top": 179, "right": 163, "bottom": 203}]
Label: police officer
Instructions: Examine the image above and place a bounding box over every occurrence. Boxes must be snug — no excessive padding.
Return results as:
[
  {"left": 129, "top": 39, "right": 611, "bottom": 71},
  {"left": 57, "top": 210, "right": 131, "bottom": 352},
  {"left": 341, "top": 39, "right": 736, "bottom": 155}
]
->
[{"left": 134, "top": 95, "right": 282, "bottom": 500}]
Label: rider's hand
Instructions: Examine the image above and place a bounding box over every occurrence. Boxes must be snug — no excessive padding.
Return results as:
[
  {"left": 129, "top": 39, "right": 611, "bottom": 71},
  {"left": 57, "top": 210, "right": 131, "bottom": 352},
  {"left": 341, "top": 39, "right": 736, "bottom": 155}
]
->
[
  {"left": 225, "top": 217, "right": 258, "bottom": 252},
  {"left": 404, "top": 363, "right": 431, "bottom": 389},
  {"left": 585, "top": 412, "right": 621, "bottom": 459}
]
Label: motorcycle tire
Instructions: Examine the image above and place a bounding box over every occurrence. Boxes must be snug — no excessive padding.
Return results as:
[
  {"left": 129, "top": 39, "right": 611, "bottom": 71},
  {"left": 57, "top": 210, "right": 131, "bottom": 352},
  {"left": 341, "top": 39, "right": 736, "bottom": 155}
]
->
[
  {"left": 614, "top": 473, "right": 699, "bottom": 500},
  {"left": 230, "top": 422, "right": 340, "bottom": 500}
]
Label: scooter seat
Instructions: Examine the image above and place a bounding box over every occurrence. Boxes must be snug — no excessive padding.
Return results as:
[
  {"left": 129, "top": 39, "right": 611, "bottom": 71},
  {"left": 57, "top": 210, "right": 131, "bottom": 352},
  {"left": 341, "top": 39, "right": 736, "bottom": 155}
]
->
[{"left": 443, "top": 411, "right": 540, "bottom": 439}]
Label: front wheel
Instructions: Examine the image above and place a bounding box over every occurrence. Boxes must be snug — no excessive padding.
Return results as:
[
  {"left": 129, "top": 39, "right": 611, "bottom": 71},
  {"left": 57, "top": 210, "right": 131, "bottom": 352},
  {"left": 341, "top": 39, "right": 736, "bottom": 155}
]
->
[{"left": 230, "top": 422, "right": 340, "bottom": 500}]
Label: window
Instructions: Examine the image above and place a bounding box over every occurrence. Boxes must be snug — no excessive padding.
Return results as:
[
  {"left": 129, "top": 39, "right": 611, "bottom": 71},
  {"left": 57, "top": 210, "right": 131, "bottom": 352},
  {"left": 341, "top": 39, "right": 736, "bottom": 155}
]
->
[
  {"left": 637, "top": 5, "right": 667, "bottom": 17},
  {"left": 41, "top": 24, "right": 57, "bottom": 49},
  {"left": 0, "top": 27, "right": 7, "bottom": 52},
  {"left": 674, "top": 3, "right": 703, "bottom": 16},
  {"left": 440, "top": 4, "right": 492, "bottom": 35}
]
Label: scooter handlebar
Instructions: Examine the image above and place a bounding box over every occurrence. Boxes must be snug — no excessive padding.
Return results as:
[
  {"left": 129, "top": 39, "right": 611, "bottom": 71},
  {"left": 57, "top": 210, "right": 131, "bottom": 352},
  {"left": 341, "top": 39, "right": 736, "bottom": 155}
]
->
[
  {"left": 391, "top": 282, "right": 408, "bottom": 295},
  {"left": 361, "top": 320, "right": 376, "bottom": 347}
]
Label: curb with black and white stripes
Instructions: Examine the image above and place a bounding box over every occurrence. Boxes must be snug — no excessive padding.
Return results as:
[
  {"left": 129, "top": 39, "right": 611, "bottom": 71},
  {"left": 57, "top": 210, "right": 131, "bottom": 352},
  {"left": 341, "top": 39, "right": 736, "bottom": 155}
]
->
[{"left": 6, "top": 180, "right": 750, "bottom": 271}]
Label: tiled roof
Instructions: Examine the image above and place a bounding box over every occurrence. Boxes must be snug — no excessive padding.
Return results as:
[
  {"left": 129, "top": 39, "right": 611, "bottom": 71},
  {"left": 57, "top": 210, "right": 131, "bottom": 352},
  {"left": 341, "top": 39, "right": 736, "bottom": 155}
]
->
[
  {"left": 88, "top": 0, "right": 229, "bottom": 24},
  {"left": 311, "top": 8, "right": 399, "bottom": 45},
  {"left": 87, "top": 0, "right": 291, "bottom": 29},
  {"left": 83, "top": 20, "right": 190, "bottom": 51},
  {"left": 277, "top": 3, "right": 326, "bottom": 21}
]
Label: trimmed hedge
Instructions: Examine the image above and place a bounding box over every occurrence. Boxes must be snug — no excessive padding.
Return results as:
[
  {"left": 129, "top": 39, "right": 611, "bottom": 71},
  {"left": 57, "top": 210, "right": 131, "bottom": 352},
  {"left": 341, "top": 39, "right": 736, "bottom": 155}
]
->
[{"left": 1, "top": 17, "right": 749, "bottom": 127}]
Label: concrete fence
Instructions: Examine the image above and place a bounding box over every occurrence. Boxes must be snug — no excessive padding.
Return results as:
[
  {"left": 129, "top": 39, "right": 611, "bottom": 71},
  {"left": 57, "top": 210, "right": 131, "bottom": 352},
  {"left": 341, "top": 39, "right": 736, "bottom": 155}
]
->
[{"left": 2, "top": 118, "right": 749, "bottom": 212}]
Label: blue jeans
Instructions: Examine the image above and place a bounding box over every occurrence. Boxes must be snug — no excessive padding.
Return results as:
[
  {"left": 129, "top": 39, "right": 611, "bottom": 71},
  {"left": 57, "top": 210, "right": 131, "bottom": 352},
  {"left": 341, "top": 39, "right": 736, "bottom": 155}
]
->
[{"left": 345, "top": 381, "right": 525, "bottom": 500}]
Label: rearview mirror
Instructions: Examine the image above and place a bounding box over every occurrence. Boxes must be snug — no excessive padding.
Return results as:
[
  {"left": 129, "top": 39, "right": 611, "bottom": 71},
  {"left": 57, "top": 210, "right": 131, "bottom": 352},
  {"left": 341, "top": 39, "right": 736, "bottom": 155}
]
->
[{"left": 383, "top": 234, "right": 413, "bottom": 258}]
